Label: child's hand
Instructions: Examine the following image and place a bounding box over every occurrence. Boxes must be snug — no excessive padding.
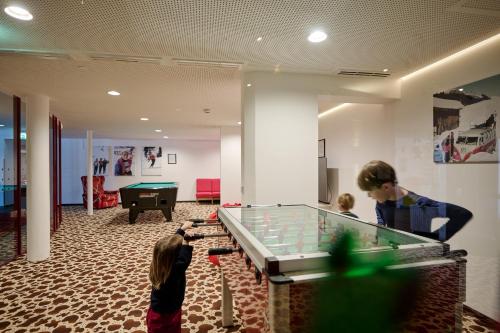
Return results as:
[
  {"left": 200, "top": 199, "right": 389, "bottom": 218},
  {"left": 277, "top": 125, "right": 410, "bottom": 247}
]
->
[
  {"left": 181, "top": 221, "right": 193, "bottom": 231},
  {"left": 183, "top": 231, "right": 193, "bottom": 245}
]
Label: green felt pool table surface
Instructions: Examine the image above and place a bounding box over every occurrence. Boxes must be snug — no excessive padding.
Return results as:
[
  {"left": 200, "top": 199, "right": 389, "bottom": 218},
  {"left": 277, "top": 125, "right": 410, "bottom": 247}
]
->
[{"left": 125, "top": 182, "right": 177, "bottom": 189}]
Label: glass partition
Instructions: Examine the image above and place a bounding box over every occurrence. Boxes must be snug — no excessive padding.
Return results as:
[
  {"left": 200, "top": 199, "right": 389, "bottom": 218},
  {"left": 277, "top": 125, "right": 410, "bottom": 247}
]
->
[{"left": 0, "top": 91, "right": 15, "bottom": 265}]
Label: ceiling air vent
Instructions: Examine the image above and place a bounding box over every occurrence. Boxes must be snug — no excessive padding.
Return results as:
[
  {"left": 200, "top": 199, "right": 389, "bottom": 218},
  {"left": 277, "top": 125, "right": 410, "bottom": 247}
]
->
[
  {"left": 0, "top": 49, "right": 70, "bottom": 60},
  {"left": 172, "top": 58, "right": 242, "bottom": 69},
  {"left": 88, "top": 53, "right": 163, "bottom": 65},
  {"left": 337, "top": 69, "right": 390, "bottom": 78}
]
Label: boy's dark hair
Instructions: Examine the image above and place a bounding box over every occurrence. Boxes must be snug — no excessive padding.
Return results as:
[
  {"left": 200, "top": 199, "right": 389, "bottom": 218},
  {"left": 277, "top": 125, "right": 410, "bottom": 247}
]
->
[{"left": 357, "top": 160, "right": 397, "bottom": 191}]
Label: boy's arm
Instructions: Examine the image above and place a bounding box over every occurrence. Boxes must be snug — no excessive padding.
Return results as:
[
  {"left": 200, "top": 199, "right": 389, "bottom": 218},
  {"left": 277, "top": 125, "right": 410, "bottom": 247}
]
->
[
  {"left": 375, "top": 206, "right": 385, "bottom": 225},
  {"left": 436, "top": 203, "right": 473, "bottom": 241},
  {"left": 413, "top": 200, "right": 473, "bottom": 241}
]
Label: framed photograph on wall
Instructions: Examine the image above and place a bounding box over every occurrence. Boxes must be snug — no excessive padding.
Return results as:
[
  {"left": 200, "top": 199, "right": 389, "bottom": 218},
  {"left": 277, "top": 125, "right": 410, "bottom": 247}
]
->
[
  {"left": 93, "top": 146, "right": 111, "bottom": 176},
  {"left": 142, "top": 146, "right": 162, "bottom": 176},
  {"left": 433, "top": 74, "right": 499, "bottom": 164},
  {"left": 113, "top": 146, "right": 135, "bottom": 175},
  {"left": 168, "top": 153, "right": 177, "bottom": 164}
]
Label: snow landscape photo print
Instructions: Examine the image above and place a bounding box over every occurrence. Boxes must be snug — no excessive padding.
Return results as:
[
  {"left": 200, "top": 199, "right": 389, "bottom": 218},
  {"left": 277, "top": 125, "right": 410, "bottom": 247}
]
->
[{"left": 433, "top": 74, "right": 499, "bottom": 164}]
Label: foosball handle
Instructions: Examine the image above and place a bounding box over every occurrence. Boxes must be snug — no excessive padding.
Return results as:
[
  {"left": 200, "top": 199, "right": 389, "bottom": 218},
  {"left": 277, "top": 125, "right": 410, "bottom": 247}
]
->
[
  {"left": 446, "top": 249, "right": 468, "bottom": 258},
  {"left": 208, "top": 247, "right": 236, "bottom": 255},
  {"left": 184, "top": 233, "right": 205, "bottom": 241}
]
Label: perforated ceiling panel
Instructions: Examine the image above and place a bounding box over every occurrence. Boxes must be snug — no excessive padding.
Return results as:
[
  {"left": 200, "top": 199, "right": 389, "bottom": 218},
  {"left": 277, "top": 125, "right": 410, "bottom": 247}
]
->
[
  {"left": 0, "top": 0, "right": 499, "bottom": 138},
  {"left": 1, "top": 0, "right": 499, "bottom": 74},
  {"left": 0, "top": 54, "right": 240, "bottom": 139}
]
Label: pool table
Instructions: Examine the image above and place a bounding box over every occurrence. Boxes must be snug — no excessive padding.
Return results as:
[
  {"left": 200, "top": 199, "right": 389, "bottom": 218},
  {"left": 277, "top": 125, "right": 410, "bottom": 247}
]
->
[{"left": 119, "top": 182, "right": 178, "bottom": 223}]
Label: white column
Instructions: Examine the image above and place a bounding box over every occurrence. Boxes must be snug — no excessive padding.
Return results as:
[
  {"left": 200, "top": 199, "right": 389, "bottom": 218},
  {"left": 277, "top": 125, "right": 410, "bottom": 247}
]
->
[
  {"left": 242, "top": 72, "right": 319, "bottom": 206},
  {"left": 86, "top": 130, "right": 93, "bottom": 215},
  {"left": 26, "top": 94, "right": 50, "bottom": 262},
  {"left": 220, "top": 127, "right": 241, "bottom": 204}
]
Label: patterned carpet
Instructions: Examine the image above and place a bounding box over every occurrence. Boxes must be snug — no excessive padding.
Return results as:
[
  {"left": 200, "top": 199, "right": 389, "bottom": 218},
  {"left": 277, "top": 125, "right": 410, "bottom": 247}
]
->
[{"left": 0, "top": 203, "right": 498, "bottom": 332}]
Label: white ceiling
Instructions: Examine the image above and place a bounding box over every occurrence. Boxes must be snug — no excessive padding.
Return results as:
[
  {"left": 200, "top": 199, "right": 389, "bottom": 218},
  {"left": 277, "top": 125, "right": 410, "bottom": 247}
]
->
[{"left": 0, "top": 0, "right": 499, "bottom": 139}]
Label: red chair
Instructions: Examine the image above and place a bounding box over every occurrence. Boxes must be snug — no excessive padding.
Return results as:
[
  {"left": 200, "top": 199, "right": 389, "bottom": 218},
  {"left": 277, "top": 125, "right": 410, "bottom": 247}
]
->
[
  {"left": 196, "top": 178, "right": 213, "bottom": 203},
  {"left": 81, "top": 176, "right": 118, "bottom": 209},
  {"left": 211, "top": 178, "right": 220, "bottom": 201}
]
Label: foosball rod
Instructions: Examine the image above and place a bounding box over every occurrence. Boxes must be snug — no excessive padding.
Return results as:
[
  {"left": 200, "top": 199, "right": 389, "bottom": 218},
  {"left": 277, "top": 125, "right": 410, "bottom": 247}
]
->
[
  {"left": 192, "top": 222, "right": 222, "bottom": 227},
  {"left": 184, "top": 232, "right": 228, "bottom": 241},
  {"left": 189, "top": 218, "right": 219, "bottom": 223}
]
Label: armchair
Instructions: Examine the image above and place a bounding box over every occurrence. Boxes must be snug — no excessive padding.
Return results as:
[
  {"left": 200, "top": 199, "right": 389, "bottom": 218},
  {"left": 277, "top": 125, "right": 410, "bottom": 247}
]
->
[{"left": 81, "top": 176, "right": 119, "bottom": 209}]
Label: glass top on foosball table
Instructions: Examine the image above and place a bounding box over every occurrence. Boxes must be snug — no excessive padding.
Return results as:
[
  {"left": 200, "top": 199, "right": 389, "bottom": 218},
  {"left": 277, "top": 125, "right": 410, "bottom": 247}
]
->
[{"left": 223, "top": 205, "right": 433, "bottom": 256}]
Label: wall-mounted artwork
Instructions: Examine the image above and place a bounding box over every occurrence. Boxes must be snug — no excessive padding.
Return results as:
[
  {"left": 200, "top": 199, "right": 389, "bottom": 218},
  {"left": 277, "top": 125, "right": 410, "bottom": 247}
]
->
[
  {"left": 433, "top": 74, "right": 499, "bottom": 163},
  {"left": 142, "top": 146, "right": 162, "bottom": 176},
  {"left": 93, "top": 146, "right": 111, "bottom": 176},
  {"left": 168, "top": 154, "right": 177, "bottom": 164},
  {"left": 113, "top": 146, "right": 135, "bottom": 176}
]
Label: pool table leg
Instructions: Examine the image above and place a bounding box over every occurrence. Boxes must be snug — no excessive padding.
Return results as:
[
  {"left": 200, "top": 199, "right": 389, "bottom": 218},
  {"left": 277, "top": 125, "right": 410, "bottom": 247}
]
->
[
  {"left": 161, "top": 208, "right": 173, "bottom": 222},
  {"left": 129, "top": 208, "right": 139, "bottom": 224}
]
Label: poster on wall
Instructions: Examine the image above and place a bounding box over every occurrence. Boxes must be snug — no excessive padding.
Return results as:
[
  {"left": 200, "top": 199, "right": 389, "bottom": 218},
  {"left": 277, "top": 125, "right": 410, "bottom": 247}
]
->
[
  {"left": 433, "top": 74, "right": 499, "bottom": 163},
  {"left": 93, "top": 146, "right": 111, "bottom": 176},
  {"left": 142, "top": 146, "right": 162, "bottom": 176},
  {"left": 113, "top": 146, "right": 135, "bottom": 176}
]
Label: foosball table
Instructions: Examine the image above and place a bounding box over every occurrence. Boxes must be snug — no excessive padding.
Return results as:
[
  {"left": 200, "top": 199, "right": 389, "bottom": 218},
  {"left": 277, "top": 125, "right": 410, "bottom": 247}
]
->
[{"left": 207, "top": 204, "right": 466, "bottom": 333}]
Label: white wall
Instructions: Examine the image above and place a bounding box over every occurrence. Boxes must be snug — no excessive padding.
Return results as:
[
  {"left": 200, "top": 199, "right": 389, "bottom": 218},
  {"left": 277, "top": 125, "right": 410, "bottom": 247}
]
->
[
  {"left": 392, "top": 39, "right": 500, "bottom": 319},
  {"left": 318, "top": 103, "right": 395, "bottom": 220},
  {"left": 62, "top": 138, "right": 220, "bottom": 204},
  {"left": 319, "top": 37, "right": 500, "bottom": 319},
  {"left": 242, "top": 72, "right": 319, "bottom": 206},
  {"left": 220, "top": 127, "right": 241, "bottom": 204}
]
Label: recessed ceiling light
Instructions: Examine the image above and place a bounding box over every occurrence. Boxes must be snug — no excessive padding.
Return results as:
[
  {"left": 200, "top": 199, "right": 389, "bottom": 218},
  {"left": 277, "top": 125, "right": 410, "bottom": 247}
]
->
[
  {"left": 256, "top": 37, "right": 263, "bottom": 42},
  {"left": 383, "top": 68, "right": 389, "bottom": 72},
  {"left": 458, "top": 88, "right": 464, "bottom": 92},
  {"left": 4, "top": 6, "right": 33, "bottom": 21},
  {"left": 107, "top": 90, "right": 120, "bottom": 96},
  {"left": 203, "top": 108, "right": 211, "bottom": 114},
  {"left": 237, "top": 121, "right": 242, "bottom": 125},
  {"left": 140, "top": 117, "right": 149, "bottom": 121},
  {"left": 163, "top": 136, "right": 169, "bottom": 139},
  {"left": 246, "top": 83, "right": 252, "bottom": 87},
  {"left": 155, "top": 129, "right": 162, "bottom": 132},
  {"left": 308, "top": 31, "right": 327, "bottom": 43}
]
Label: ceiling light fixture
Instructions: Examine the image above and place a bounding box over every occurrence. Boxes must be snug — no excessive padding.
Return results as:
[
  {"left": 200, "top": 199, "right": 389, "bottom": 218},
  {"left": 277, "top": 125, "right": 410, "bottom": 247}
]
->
[
  {"left": 458, "top": 88, "right": 464, "bottom": 92},
  {"left": 203, "top": 108, "right": 211, "bottom": 114},
  {"left": 401, "top": 33, "right": 500, "bottom": 81},
  {"left": 107, "top": 90, "right": 120, "bottom": 96},
  {"left": 0, "top": 124, "right": 5, "bottom": 127},
  {"left": 140, "top": 117, "right": 149, "bottom": 121},
  {"left": 155, "top": 129, "right": 162, "bottom": 132},
  {"left": 308, "top": 31, "right": 327, "bottom": 43},
  {"left": 383, "top": 68, "right": 389, "bottom": 72},
  {"left": 318, "top": 103, "right": 352, "bottom": 119},
  {"left": 246, "top": 83, "right": 252, "bottom": 87},
  {"left": 256, "top": 37, "right": 263, "bottom": 42},
  {"left": 237, "top": 121, "right": 242, "bottom": 125},
  {"left": 4, "top": 6, "right": 33, "bottom": 21},
  {"left": 163, "top": 136, "right": 169, "bottom": 139}
]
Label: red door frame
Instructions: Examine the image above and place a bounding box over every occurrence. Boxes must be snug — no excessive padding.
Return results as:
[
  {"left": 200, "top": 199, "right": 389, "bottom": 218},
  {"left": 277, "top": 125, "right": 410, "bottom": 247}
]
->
[{"left": 13, "top": 96, "right": 22, "bottom": 255}]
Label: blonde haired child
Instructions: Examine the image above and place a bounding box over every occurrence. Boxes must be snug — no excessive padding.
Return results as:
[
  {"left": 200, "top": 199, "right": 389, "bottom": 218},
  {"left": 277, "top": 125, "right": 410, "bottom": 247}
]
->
[
  {"left": 147, "top": 221, "right": 193, "bottom": 333},
  {"left": 337, "top": 193, "right": 358, "bottom": 218}
]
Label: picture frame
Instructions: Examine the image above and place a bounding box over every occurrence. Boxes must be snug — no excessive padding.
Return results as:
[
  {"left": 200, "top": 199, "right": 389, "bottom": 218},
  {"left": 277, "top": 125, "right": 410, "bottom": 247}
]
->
[{"left": 168, "top": 153, "right": 177, "bottom": 164}]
